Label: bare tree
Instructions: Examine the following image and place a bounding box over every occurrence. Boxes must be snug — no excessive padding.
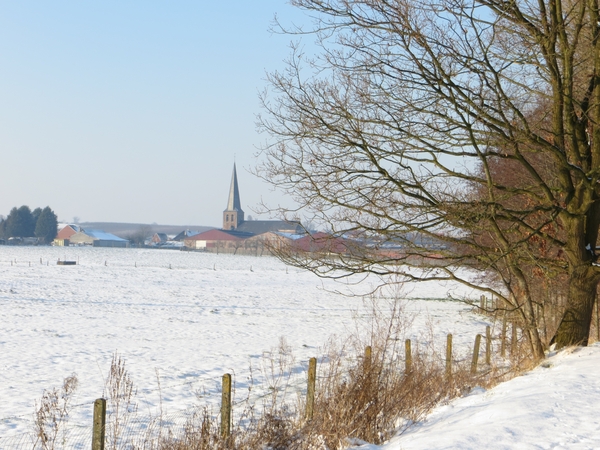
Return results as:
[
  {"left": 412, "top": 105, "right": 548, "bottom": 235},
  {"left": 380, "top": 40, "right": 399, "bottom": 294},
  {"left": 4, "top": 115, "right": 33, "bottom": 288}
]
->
[
  {"left": 125, "top": 225, "right": 153, "bottom": 248},
  {"left": 258, "top": 0, "right": 600, "bottom": 356}
]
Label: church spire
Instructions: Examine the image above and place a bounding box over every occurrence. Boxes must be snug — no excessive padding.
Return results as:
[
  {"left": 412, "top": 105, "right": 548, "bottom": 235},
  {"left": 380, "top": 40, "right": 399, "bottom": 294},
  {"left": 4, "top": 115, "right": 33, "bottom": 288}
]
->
[
  {"left": 223, "top": 163, "right": 244, "bottom": 230},
  {"left": 227, "top": 163, "right": 242, "bottom": 211}
]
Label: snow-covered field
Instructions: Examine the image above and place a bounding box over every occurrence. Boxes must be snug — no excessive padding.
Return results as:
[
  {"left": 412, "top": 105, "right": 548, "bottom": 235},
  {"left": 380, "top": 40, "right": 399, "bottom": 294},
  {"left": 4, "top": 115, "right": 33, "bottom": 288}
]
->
[{"left": 1, "top": 246, "right": 597, "bottom": 449}]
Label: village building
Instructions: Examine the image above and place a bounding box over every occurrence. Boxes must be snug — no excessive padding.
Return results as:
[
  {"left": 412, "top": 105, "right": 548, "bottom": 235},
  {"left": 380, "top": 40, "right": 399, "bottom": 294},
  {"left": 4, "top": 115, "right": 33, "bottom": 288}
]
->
[
  {"left": 291, "top": 232, "right": 348, "bottom": 254},
  {"left": 172, "top": 229, "right": 202, "bottom": 241},
  {"left": 56, "top": 224, "right": 81, "bottom": 240},
  {"left": 150, "top": 233, "right": 169, "bottom": 244},
  {"left": 53, "top": 224, "right": 82, "bottom": 246},
  {"left": 243, "top": 231, "right": 301, "bottom": 256},
  {"left": 183, "top": 228, "right": 254, "bottom": 252},
  {"left": 68, "top": 229, "right": 129, "bottom": 248},
  {"left": 183, "top": 164, "right": 304, "bottom": 253},
  {"left": 221, "top": 163, "right": 303, "bottom": 234}
]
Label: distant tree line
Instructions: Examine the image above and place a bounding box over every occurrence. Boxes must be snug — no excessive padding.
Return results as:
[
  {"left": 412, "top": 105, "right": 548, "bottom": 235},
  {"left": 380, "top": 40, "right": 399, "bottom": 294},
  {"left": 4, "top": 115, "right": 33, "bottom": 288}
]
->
[{"left": 0, "top": 206, "right": 58, "bottom": 244}]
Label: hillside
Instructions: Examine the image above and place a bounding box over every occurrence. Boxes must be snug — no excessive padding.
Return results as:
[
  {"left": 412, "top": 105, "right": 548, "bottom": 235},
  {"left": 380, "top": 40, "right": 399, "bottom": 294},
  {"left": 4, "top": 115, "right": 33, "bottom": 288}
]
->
[{"left": 372, "top": 345, "right": 600, "bottom": 449}]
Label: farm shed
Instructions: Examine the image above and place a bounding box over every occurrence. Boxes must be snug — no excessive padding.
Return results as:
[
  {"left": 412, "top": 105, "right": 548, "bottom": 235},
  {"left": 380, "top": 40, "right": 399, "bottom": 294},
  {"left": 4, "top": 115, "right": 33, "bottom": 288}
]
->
[
  {"left": 243, "top": 231, "right": 305, "bottom": 255},
  {"left": 69, "top": 229, "right": 129, "bottom": 248},
  {"left": 151, "top": 233, "right": 169, "bottom": 244},
  {"left": 183, "top": 229, "right": 253, "bottom": 251},
  {"left": 55, "top": 224, "right": 81, "bottom": 240},
  {"left": 235, "top": 220, "right": 303, "bottom": 235},
  {"left": 172, "top": 229, "right": 203, "bottom": 241},
  {"left": 291, "top": 232, "right": 348, "bottom": 254}
]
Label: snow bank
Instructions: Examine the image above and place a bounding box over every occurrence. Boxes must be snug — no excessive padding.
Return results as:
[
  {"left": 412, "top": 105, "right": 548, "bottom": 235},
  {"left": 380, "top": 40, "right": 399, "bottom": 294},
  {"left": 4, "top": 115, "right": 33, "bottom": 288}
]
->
[{"left": 366, "top": 344, "right": 600, "bottom": 450}]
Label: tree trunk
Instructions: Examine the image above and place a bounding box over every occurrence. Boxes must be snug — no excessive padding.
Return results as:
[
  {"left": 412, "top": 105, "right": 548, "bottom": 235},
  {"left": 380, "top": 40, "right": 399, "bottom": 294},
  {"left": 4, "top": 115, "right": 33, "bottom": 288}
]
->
[
  {"left": 511, "top": 264, "right": 545, "bottom": 360},
  {"left": 523, "top": 318, "right": 545, "bottom": 360},
  {"left": 552, "top": 266, "right": 599, "bottom": 348}
]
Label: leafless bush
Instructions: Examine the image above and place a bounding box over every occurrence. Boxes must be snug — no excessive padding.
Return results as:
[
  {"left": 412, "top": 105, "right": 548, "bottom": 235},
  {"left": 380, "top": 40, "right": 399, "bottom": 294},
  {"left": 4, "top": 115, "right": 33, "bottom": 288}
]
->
[
  {"left": 152, "top": 297, "right": 507, "bottom": 450},
  {"left": 34, "top": 374, "right": 78, "bottom": 450},
  {"left": 34, "top": 298, "right": 523, "bottom": 449},
  {"left": 105, "top": 352, "right": 137, "bottom": 450}
]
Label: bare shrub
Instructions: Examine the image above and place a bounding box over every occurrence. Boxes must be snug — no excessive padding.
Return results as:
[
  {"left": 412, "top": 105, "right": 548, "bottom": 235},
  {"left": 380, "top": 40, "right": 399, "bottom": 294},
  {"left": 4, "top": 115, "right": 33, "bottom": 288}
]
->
[
  {"left": 150, "top": 407, "right": 222, "bottom": 450},
  {"left": 105, "top": 352, "right": 137, "bottom": 450},
  {"left": 34, "top": 299, "right": 521, "bottom": 449},
  {"left": 34, "top": 374, "right": 78, "bottom": 450},
  {"left": 153, "top": 297, "right": 506, "bottom": 450}
]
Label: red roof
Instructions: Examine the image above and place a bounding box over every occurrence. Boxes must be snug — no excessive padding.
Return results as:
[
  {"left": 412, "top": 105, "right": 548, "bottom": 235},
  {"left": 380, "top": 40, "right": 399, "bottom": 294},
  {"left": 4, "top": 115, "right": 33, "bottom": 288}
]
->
[
  {"left": 292, "top": 232, "right": 348, "bottom": 253},
  {"left": 56, "top": 225, "right": 79, "bottom": 240},
  {"left": 184, "top": 229, "right": 248, "bottom": 242}
]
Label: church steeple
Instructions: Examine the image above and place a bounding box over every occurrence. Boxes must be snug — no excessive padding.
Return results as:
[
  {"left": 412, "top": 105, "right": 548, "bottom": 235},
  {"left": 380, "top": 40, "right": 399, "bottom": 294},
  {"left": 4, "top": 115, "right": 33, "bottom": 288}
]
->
[{"left": 223, "top": 163, "right": 244, "bottom": 230}]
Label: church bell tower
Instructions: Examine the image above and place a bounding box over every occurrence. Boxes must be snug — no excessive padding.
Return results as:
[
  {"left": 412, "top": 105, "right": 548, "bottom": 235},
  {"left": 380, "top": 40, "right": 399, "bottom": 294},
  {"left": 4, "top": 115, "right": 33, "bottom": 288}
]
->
[{"left": 223, "top": 163, "right": 244, "bottom": 230}]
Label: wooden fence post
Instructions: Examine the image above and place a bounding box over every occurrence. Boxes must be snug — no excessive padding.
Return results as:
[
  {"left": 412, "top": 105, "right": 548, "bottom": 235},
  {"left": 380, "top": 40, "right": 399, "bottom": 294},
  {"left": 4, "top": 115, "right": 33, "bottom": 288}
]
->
[
  {"left": 306, "top": 357, "right": 316, "bottom": 420},
  {"left": 511, "top": 323, "right": 518, "bottom": 357},
  {"left": 500, "top": 314, "right": 507, "bottom": 358},
  {"left": 364, "top": 346, "right": 372, "bottom": 372},
  {"left": 486, "top": 326, "right": 491, "bottom": 365},
  {"left": 480, "top": 295, "right": 485, "bottom": 311},
  {"left": 446, "top": 334, "right": 453, "bottom": 378},
  {"left": 471, "top": 334, "right": 481, "bottom": 374},
  {"left": 221, "top": 373, "right": 232, "bottom": 439},
  {"left": 92, "top": 398, "right": 106, "bottom": 450},
  {"left": 405, "top": 339, "right": 412, "bottom": 374}
]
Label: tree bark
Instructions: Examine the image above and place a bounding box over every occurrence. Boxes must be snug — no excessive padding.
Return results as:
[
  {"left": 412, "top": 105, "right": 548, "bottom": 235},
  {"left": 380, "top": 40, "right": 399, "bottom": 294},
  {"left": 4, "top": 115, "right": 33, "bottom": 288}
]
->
[{"left": 553, "top": 266, "right": 599, "bottom": 348}]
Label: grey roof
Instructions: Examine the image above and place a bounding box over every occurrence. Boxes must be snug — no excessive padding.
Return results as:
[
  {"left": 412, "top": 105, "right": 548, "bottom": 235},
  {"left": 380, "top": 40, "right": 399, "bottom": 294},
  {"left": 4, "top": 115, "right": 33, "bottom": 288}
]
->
[
  {"left": 235, "top": 220, "right": 303, "bottom": 235},
  {"left": 83, "top": 229, "right": 128, "bottom": 241},
  {"left": 172, "top": 229, "right": 203, "bottom": 241},
  {"left": 224, "top": 163, "right": 243, "bottom": 213}
]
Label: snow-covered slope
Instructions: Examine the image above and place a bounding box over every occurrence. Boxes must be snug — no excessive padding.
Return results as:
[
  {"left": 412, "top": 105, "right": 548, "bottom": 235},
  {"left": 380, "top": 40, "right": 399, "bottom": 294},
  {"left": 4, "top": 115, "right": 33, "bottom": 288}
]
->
[{"left": 368, "top": 345, "right": 600, "bottom": 450}]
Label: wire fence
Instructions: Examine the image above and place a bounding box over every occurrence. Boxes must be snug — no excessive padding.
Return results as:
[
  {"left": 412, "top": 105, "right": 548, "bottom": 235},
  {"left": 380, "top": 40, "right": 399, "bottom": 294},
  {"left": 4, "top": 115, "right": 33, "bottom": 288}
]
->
[
  {"left": 0, "top": 323, "right": 517, "bottom": 450},
  {"left": 0, "top": 359, "right": 312, "bottom": 450}
]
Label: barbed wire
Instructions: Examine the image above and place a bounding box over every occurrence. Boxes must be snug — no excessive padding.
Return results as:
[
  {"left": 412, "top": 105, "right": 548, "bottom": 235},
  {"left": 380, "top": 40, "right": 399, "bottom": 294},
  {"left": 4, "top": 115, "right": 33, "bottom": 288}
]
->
[
  {"left": 0, "top": 335, "right": 502, "bottom": 450},
  {"left": 0, "top": 257, "right": 297, "bottom": 273}
]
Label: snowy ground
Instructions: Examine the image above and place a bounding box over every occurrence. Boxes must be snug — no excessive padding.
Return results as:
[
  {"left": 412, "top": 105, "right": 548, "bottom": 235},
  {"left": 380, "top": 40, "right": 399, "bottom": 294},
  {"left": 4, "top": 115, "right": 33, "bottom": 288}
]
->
[
  {"left": 1, "top": 247, "right": 597, "bottom": 448},
  {"left": 371, "top": 344, "right": 600, "bottom": 450},
  {"left": 0, "top": 247, "right": 485, "bottom": 441}
]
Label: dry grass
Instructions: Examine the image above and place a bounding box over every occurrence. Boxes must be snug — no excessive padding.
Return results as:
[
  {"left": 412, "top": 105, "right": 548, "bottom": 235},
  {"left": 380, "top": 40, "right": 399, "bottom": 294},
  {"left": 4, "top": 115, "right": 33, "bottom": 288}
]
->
[
  {"left": 33, "top": 298, "right": 523, "bottom": 449},
  {"left": 150, "top": 298, "right": 512, "bottom": 450},
  {"left": 104, "top": 352, "right": 138, "bottom": 450},
  {"left": 34, "top": 374, "right": 78, "bottom": 450}
]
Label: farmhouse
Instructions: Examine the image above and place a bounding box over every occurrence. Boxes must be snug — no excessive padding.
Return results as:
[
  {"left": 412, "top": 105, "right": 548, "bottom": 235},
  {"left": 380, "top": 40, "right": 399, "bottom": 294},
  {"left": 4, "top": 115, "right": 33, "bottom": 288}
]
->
[
  {"left": 69, "top": 229, "right": 129, "bottom": 248},
  {"left": 183, "top": 229, "right": 254, "bottom": 251},
  {"left": 56, "top": 224, "right": 81, "bottom": 240},
  {"left": 291, "top": 232, "right": 348, "bottom": 254},
  {"left": 172, "top": 229, "right": 202, "bottom": 241},
  {"left": 53, "top": 224, "right": 82, "bottom": 246},
  {"left": 151, "top": 233, "right": 169, "bottom": 244}
]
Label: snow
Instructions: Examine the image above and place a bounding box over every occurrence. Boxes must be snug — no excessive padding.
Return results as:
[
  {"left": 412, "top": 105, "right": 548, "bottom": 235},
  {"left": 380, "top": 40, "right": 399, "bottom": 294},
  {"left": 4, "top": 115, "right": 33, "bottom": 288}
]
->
[
  {"left": 371, "top": 345, "right": 600, "bottom": 450},
  {"left": 0, "top": 246, "right": 598, "bottom": 448}
]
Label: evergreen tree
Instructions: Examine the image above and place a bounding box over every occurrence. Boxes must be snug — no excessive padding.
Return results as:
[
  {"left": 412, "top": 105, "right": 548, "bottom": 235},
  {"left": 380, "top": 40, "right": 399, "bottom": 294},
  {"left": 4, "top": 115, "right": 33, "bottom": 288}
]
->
[
  {"left": 4, "top": 206, "right": 35, "bottom": 238},
  {"left": 34, "top": 207, "right": 58, "bottom": 245},
  {"left": 32, "top": 207, "right": 42, "bottom": 230}
]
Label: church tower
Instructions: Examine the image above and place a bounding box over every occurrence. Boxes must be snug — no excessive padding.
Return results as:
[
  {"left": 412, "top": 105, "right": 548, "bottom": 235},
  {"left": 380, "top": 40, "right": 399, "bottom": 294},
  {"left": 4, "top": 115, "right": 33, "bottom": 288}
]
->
[{"left": 223, "top": 163, "right": 245, "bottom": 230}]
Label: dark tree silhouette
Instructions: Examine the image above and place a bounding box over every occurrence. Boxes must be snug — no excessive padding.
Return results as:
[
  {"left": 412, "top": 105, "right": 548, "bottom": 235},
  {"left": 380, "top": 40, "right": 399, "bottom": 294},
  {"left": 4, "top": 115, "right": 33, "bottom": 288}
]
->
[
  {"left": 4, "top": 206, "right": 35, "bottom": 238},
  {"left": 34, "top": 207, "right": 58, "bottom": 245}
]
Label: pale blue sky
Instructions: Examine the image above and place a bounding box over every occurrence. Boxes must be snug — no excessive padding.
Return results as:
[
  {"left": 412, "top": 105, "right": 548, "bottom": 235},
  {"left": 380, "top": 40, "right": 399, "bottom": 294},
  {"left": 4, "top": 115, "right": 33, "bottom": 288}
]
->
[{"left": 0, "top": 1, "right": 309, "bottom": 227}]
